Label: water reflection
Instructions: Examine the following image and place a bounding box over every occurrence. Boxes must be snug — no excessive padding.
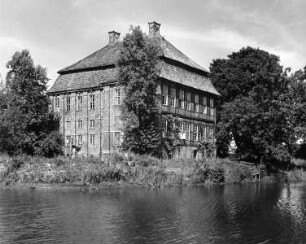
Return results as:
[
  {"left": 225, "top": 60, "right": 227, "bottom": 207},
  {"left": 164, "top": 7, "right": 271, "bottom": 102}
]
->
[{"left": 1, "top": 184, "right": 306, "bottom": 244}]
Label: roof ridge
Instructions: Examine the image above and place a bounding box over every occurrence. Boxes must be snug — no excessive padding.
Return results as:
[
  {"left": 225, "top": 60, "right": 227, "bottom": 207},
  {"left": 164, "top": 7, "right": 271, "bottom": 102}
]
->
[{"left": 58, "top": 34, "right": 209, "bottom": 74}]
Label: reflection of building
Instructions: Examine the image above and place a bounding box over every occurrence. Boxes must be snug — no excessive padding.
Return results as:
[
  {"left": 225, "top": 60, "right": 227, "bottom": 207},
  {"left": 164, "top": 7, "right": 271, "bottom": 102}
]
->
[{"left": 47, "top": 22, "right": 220, "bottom": 157}]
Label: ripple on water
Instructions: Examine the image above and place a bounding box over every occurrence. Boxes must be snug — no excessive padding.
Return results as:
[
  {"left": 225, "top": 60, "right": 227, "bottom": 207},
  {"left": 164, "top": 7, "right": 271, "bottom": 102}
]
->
[{"left": 1, "top": 184, "right": 306, "bottom": 243}]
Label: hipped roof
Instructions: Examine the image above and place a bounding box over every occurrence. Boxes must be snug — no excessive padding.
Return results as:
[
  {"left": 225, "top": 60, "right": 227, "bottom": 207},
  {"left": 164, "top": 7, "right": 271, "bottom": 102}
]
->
[{"left": 49, "top": 35, "right": 220, "bottom": 96}]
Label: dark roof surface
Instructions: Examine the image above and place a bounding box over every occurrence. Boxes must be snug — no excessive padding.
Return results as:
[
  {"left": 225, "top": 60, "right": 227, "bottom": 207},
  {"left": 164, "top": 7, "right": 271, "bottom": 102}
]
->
[
  {"left": 49, "top": 34, "right": 219, "bottom": 95},
  {"left": 160, "top": 63, "right": 219, "bottom": 95},
  {"left": 58, "top": 43, "right": 121, "bottom": 74},
  {"left": 49, "top": 68, "right": 117, "bottom": 93},
  {"left": 58, "top": 36, "right": 209, "bottom": 74}
]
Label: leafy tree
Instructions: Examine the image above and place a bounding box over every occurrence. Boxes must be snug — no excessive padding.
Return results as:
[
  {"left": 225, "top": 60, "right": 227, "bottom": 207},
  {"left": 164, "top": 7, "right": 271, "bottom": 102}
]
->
[
  {"left": 288, "top": 66, "right": 306, "bottom": 144},
  {"left": 162, "top": 114, "right": 181, "bottom": 158},
  {"left": 118, "top": 26, "right": 162, "bottom": 156},
  {"left": 0, "top": 50, "right": 63, "bottom": 157},
  {"left": 210, "top": 47, "right": 292, "bottom": 166}
]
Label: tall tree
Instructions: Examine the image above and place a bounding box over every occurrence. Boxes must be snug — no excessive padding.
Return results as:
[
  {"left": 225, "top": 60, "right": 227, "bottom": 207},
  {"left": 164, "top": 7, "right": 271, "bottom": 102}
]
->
[
  {"left": 287, "top": 66, "right": 306, "bottom": 150},
  {"left": 0, "top": 50, "right": 63, "bottom": 157},
  {"left": 118, "top": 26, "right": 161, "bottom": 156},
  {"left": 210, "top": 47, "right": 292, "bottom": 166}
]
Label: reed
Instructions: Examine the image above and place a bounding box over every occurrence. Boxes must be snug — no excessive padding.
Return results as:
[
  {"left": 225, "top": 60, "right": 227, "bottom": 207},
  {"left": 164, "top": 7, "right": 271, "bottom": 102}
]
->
[{"left": 0, "top": 153, "right": 260, "bottom": 188}]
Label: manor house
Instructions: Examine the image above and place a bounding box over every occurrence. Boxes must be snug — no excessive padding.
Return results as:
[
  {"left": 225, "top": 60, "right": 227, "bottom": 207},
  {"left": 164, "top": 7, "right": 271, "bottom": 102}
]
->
[{"left": 48, "top": 22, "right": 220, "bottom": 158}]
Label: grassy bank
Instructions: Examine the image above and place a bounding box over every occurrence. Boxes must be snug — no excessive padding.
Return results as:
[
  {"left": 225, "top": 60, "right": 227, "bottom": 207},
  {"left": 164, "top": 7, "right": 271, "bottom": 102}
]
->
[{"left": 0, "top": 153, "right": 271, "bottom": 189}]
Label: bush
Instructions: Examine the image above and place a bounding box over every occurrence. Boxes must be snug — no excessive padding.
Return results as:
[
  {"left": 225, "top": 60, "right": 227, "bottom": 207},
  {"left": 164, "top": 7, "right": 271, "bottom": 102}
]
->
[{"left": 285, "top": 169, "right": 306, "bottom": 182}]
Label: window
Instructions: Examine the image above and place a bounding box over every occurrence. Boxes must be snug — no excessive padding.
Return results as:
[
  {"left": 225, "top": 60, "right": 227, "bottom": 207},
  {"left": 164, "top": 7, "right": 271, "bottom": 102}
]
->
[
  {"left": 210, "top": 98, "right": 214, "bottom": 108},
  {"left": 186, "top": 92, "right": 191, "bottom": 110},
  {"left": 113, "top": 132, "right": 121, "bottom": 145},
  {"left": 90, "top": 134, "right": 95, "bottom": 146},
  {"left": 186, "top": 123, "right": 190, "bottom": 140},
  {"left": 208, "top": 127, "right": 214, "bottom": 140},
  {"left": 77, "top": 135, "right": 82, "bottom": 146},
  {"left": 170, "top": 87, "right": 176, "bottom": 107},
  {"left": 89, "top": 94, "right": 95, "bottom": 110},
  {"left": 194, "top": 125, "right": 199, "bottom": 141},
  {"left": 198, "top": 126, "right": 202, "bottom": 142},
  {"left": 203, "top": 126, "right": 207, "bottom": 141},
  {"left": 178, "top": 99, "right": 184, "bottom": 109},
  {"left": 162, "top": 95, "right": 168, "bottom": 105},
  {"left": 187, "top": 102, "right": 191, "bottom": 111},
  {"left": 66, "top": 136, "right": 71, "bottom": 146},
  {"left": 162, "top": 84, "right": 169, "bottom": 106},
  {"left": 180, "top": 122, "right": 184, "bottom": 132},
  {"left": 195, "top": 94, "right": 199, "bottom": 104},
  {"left": 195, "top": 104, "right": 200, "bottom": 113},
  {"left": 90, "top": 119, "right": 95, "bottom": 128},
  {"left": 178, "top": 89, "right": 184, "bottom": 109},
  {"left": 203, "top": 106, "right": 208, "bottom": 114},
  {"left": 210, "top": 98, "right": 215, "bottom": 117},
  {"left": 66, "top": 120, "right": 71, "bottom": 130},
  {"left": 190, "top": 102, "right": 194, "bottom": 111},
  {"left": 77, "top": 119, "right": 82, "bottom": 128},
  {"left": 55, "top": 97, "right": 59, "bottom": 108},
  {"left": 66, "top": 96, "right": 71, "bottom": 111},
  {"left": 203, "top": 96, "right": 208, "bottom": 114},
  {"left": 199, "top": 104, "right": 203, "bottom": 114},
  {"left": 179, "top": 122, "right": 186, "bottom": 139},
  {"left": 77, "top": 95, "right": 82, "bottom": 110},
  {"left": 194, "top": 94, "right": 199, "bottom": 112},
  {"left": 114, "top": 88, "right": 121, "bottom": 105},
  {"left": 210, "top": 107, "right": 216, "bottom": 117},
  {"left": 162, "top": 119, "right": 168, "bottom": 135},
  {"left": 170, "top": 97, "right": 176, "bottom": 107}
]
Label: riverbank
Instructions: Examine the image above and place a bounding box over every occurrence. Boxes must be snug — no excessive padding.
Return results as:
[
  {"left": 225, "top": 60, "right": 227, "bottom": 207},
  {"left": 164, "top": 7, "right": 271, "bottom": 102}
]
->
[{"left": 0, "top": 153, "right": 301, "bottom": 190}]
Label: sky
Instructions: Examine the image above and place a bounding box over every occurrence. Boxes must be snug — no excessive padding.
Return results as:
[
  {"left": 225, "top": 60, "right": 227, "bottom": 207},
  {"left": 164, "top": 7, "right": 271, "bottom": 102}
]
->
[{"left": 0, "top": 0, "right": 306, "bottom": 88}]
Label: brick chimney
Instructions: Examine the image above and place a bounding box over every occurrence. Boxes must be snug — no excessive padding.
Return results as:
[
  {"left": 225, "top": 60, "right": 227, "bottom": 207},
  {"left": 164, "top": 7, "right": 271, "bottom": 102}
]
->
[
  {"left": 148, "top": 21, "right": 161, "bottom": 37},
  {"left": 108, "top": 31, "right": 120, "bottom": 45}
]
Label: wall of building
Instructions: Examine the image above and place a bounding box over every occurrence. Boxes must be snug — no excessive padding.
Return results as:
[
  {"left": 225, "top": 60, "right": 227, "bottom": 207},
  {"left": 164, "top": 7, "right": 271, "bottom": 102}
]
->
[
  {"left": 50, "top": 85, "right": 123, "bottom": 157},
  {"left": 50, "top": 79, "right": 217, "bottom": 159}
]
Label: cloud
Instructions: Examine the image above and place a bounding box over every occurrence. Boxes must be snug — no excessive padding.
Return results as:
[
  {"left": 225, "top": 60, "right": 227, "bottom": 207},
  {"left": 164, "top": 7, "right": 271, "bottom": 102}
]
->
[
  {"left": 165, "top": 26, "right": 305, "bottom": 71},
  {"left": 166, "top": 27, "right": 258, "bottom": 55}
]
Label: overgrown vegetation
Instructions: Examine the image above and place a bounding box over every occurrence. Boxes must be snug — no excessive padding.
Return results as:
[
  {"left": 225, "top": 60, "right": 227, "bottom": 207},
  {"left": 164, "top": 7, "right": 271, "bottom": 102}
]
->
[
  {"left": 118, "top": 26, "right": 162, "bottom": 156},
  {"left": 162, "top": 114, "right": 181, "bottom": 158},
  {"left": 0, "top": 153, "right": 265, "bottom": 189},
  {"left": 0, "top": 50, "right": 63, "bottom": 157}
]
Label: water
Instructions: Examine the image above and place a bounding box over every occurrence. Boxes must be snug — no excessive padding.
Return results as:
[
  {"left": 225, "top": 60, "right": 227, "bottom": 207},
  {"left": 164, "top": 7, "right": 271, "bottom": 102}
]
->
[{"left": 1, "top": 183, "right": 306, "bottom": 244}]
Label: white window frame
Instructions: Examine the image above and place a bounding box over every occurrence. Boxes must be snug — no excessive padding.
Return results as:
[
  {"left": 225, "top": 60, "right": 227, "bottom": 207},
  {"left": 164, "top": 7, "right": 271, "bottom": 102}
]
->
[
  {"left": 55, "top": 97, "right": 59, "bottom": 108},
  {"left": 89, "top": 94, "right": 95, "bottom": 110},
  {"left": 66, "top": 96, "right": 71, "bottom": 111},
  {"left": 66, "top": 120, "right": 71, "bottom": 130},
  {"left": 89, "top": 119, "right": 95, "bottom": 128},
  {"left": 77, "top": 135, "right": 82, "bottom": 146},
  {"left": 77, "top": 119, "right": 82, "bottom": 128},
  {"left": 162, "top": 95, "right": 168, "bottom": 106},
  {"left": 114, "top": 88, "right": 121, "bottom": 105},
  {"left": 77, "top": 95, "right": 82, "bottom": 110},
  {"left": 90, "top": 134, "right": 95, "bottom": 146},
  {"left": 170, "top": 97, "right": 176, "bottom": 107},
  {"left": 186, "top": 123, "right": 190, "bottom": 140}
]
